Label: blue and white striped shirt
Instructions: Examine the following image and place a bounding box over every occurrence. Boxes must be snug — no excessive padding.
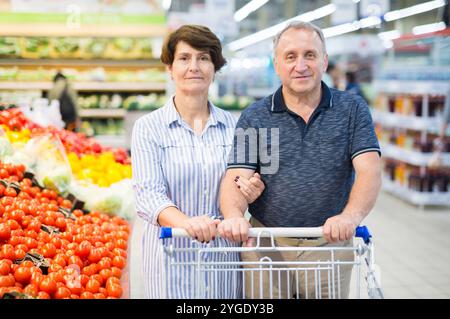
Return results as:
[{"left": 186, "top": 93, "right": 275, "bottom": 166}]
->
[{"left": 131, "top": 96, "right": 241, "bottom": 299}]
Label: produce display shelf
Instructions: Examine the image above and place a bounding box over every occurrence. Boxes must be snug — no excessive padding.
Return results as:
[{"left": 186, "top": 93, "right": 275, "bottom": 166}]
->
[
  {"left": 0, "top": 81, "right": 166, "bottom": 91},
  {"left": 0, "top": 59, "right": 164, "bottom": 68},
  {"left": 0, "top": 23, "right": 167, "bottom": 37},
  {"left": 380, "top": 142, "right": 450, "bottom": 167},
  {"left": 79, "top": 109, "right": 126, "bottom": 119},
  {"left": 382, "top": 177, "right": 450, "bottom": 206}
]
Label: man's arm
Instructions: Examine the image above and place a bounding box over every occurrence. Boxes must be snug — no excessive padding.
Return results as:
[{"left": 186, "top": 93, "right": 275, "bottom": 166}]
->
[
  {"left": 218, "top": 168, "right": 255, "bottom": 242},
  {"left": 323, "top": 152, "right": 381, "bottom": 242}
]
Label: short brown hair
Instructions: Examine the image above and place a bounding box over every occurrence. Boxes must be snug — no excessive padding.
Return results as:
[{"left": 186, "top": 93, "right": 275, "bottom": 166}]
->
[{"left": 160, "top": 24, "right": 227, "bottom": 72}]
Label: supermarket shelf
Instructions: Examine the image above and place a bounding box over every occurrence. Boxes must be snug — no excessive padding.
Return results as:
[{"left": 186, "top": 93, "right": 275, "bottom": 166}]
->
[
  {"left": 79, "top": 109, "right": 126, "bottom": 119},
  {"left": 94, "top": 135, "right": 126, "bottom": 149},
  {"left": 0, "top": 59, "right": 164, "bottom": 68},
  {"left": 373, "top": 80, "right": 450, "bottom": 95},
  {"left": 0, "top": 24, "right": 167, "bottom": 37},
  {"left": 371, "top": 109, "right": 440, "bottom": 131},
  {"left": 382, "top": 178, "right": 450, "bottom": 206},
  {"left": 0, "top": 82, "right": 166, "bottom": 92},
  {"left": 380, "top": 142, "right": 450, "bottom": 167}
]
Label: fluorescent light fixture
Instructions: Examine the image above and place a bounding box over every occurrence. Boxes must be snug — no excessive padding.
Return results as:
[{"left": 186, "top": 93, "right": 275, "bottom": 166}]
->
[
  {"left": 359, "top": 16, "right": 382, "bottom": 28},
  {"left": 162, "top": 0, "right": 171, "bottom": 11},
  {"left": 412, "top": 21, "right": 446, "bottom": 35},
  {"left": 228, "top": 4, "right": 336, "bottom": 51},
  {"left": 378, "top": 30, "right": 401, "bottom": 41},
  {"left": 234, "top": 0, "right": 270, "bottom": 22},
  {"left": 384, "top": 0, "right": 446, "bottom": 22},
  {"left": 323, "top": 22, "right": 361, "bottom": 38}
]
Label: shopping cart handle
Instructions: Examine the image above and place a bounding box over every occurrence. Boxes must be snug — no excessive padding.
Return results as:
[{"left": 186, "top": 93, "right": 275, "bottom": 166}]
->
[
  {"left": 355, "top": 226, "right": 372, "bottom": 244},
  {"left": 160, "top": 225, "right": 372, "bottom": 243}
]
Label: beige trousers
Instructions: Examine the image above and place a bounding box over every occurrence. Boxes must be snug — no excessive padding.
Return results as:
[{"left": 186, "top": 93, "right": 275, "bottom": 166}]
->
[{"left": 240, "top": 217, "right": 355, "bottom": 299}]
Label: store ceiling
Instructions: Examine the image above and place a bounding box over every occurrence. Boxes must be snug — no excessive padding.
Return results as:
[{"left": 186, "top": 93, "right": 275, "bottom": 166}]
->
[{"left": 167, "top": 0, "right": 448, "bottom": 43}]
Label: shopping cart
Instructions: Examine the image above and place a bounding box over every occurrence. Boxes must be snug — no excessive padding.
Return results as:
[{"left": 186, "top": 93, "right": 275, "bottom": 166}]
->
[{"left": 160, "top": 226, "right": 383, "bottom": 299}]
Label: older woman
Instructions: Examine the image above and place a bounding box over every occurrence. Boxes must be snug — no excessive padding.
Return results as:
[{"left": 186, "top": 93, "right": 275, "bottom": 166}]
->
[{"left": 131, "top": 25, "right": 264, "bottom": 299}]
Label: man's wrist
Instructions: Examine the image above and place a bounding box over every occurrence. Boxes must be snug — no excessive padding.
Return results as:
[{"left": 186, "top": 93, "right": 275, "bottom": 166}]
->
[
  {"left": 222, "top": 210, "right": 245, "bottom": 220},
  {"left": 341, "top": 210, "right": 363, "bottom": 226}
]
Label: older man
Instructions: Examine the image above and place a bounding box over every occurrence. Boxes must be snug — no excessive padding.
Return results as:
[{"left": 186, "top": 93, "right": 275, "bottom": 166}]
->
[{"left": 218, "top": 21, "right": 381, "bottom": 299}]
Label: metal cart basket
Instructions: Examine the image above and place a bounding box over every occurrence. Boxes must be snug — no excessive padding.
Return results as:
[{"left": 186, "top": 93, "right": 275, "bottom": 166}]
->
[{"left": 160, "top": 226, "right": 383, "bottom": 299}]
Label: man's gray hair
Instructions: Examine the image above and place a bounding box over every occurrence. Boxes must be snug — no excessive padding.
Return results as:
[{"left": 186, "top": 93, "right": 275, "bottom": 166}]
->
[{"left": 273, "top": 21, "right": 327, "bottom": 55}]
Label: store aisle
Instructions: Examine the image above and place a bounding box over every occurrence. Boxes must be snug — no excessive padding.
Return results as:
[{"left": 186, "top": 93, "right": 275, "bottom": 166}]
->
[
  {"left": 129, "top": 191, "right": 450, "bottom": 299},
  {"left": 362, "top": 191, "right": 450, "bottom": 299}
]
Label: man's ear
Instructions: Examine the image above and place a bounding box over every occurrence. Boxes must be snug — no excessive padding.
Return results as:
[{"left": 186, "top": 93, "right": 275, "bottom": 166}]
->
[
  {"left": 323, "top": 53, "right": 329, "bottom": 74},
  {"left": 272, "top": 55, "right": 279, "bottom": 76}
]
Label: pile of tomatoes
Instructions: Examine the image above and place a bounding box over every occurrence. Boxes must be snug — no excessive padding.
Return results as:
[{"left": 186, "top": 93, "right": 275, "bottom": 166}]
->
[{"left": 0, "top": 161, "right": 130, "bottom": 299}]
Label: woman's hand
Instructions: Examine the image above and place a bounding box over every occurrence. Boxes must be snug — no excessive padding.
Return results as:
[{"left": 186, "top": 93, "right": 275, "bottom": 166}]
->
[
  {"left": 179, "top": 215, "right": 220, "bottom": 243},
  {"left": 234, "top": 173, "right": 265, "bottom": 204}
]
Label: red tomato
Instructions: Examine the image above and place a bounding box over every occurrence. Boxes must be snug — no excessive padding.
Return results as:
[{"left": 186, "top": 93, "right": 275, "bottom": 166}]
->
[
  {"left": 54, "top": 286, "right": 71, "bottom": 299},
  {"left": 37, "top": 291, "right": 51, "bottom": 299},
  {"left": 111, "top": 267, "right": 122, "bottom": 279},
  {"left": 106, "top": 283, "right": 122, "bottom": 298},
  {"left": 23, "top": 283, "right": 39, "bottom": 296},
  {"left": 87, "top": 249, "right": 102, "bottom": 263},
  {"left": 0, "top": 274, "right": 15, "bottom": 287},
  {"left": 39, "top": 277, "right": 57, "bottom": 296},
  {"left": 112, "top": 256, "right": 126, "bottom": 269},
  {"left": 1, "top": 244, "right": 15, "bottom": 260},
  {"left": 4, "top": 188, "right": 17, "bottom": 197},
  {"left": 97, "top": 258, "right": 111, "bottom": 270},
  {"left": 67, "top": 255, "right": 83, "bottom": 269},
  {"left": 80, "top": 291, "right": 95, "bottom": 299},
  {"left": 0, "top": 260, "right": 11, "bottom": 275},
  {"left": 42, "top": 243, "right": 57, "bottom": 258},
  {"left": 27, "top": 220, "right": 41, "bottom": 233},
  {"left": 30, "top": 272, "right": 43, "bottom": 286},
  {"left": 14, "top": 248, "right": 26, "bottom": 260},
  {"left": 85, "top": 278, "right": 101, "bottom": 294},
  {"left": 21, "top": 261, "right": 34, "bottom": 268},
  {"left": 0, "top": 223, "right": 11, "bottom": 242},
  {"left": 53, "top": 254, "right": 67, "bottom": 267},
  {"left": 14, "top": 267, "right": 32, "bottom": 285},
  {"left": 99, "top": 269, "right": 112, "bottom": 283},
  {"left": 5, "top": 219, "right": 20, "bottom": 231}
]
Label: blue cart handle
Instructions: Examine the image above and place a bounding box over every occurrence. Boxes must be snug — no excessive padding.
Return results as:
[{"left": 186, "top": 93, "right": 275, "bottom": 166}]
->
[{"left": 160, "top": 225, "right": 372, "bottom": 243}]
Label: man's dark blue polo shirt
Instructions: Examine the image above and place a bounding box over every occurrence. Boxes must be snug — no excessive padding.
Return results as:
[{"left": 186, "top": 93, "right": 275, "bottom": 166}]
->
[{"left": 227, "top": 82, "right": 381, "bottom": 227}]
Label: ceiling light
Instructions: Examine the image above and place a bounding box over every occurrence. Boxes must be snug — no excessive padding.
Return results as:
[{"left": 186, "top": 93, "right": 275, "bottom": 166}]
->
[
  {"left": 412, "top": 21, "right": 446, "bottom": 35},
  {"left": 384, "top": 0, "right": 446, "bottom": 22},
  {"left": 234, "top": 0, "right": 270, "bottom": 22},
  {"left": 228, "top": 3, "right": 336, "bottom": 51}
]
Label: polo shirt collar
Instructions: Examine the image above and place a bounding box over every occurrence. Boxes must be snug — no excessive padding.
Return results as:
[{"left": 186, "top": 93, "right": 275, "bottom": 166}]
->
[
  {"left": 271, "top": 81, "right": 333, "bottom": 113},
  {"left": 164, "top": 95, "right": 226, "bottom": 128}
]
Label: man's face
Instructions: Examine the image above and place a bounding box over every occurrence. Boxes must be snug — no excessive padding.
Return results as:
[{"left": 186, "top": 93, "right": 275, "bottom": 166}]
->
[{"left": 273, "top": 28, "right": 328, "bottom": 95}]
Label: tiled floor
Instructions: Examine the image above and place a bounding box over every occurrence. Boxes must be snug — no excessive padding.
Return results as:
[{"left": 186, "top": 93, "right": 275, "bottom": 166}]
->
[
  {"left": 129, "top": 190, "right": 450, "bottom": 299},
  {"left": 361, "top": 191, "right": 450, "bottom": 299}
]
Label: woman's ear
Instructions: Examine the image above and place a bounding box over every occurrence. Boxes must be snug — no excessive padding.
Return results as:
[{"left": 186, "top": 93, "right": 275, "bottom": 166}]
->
[{"left": 166, "top": 65, "right": 173, "bottom": 80}]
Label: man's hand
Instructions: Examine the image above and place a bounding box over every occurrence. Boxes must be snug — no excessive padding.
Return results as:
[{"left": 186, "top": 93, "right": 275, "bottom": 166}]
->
[
  {"left": 217, "top": 216, "right": 250, "bottom": 242},
  {"left": 235, "top": 173, "right": 265, "bottom": 204},
  {"left": 179, "top": 215, "right": 220, "bottom": 243},
  {"left": 323, "top": 214, "right": 359, "bottom": 243}
]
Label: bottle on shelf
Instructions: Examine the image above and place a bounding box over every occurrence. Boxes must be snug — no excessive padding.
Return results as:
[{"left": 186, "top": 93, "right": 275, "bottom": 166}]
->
[
  {"left": 388, "top": 95, "right": 395, "bottom": 113},
  {"left": 412, "top": 95, "right": 422, "bottom": 117}
]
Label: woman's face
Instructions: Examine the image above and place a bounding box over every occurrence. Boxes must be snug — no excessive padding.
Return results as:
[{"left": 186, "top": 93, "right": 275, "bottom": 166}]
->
[{"left": 169, "top": 41, "right": 215, "bottom": 95}]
